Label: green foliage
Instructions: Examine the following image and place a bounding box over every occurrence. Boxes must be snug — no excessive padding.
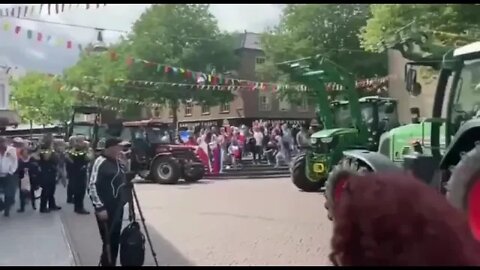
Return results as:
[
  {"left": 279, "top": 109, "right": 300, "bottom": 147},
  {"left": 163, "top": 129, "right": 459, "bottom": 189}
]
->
[
  {"left": 360, "top": 4, "right": 480, "bottom": 53},
  {"left": 127, "top": 4, "right": 238, "bottom": 108},
  {"left": 11, "top": 72, "right": 73, "bottom": 124},
  {"left": 259, "top": 4, "right": 387, "bottom": 105}
]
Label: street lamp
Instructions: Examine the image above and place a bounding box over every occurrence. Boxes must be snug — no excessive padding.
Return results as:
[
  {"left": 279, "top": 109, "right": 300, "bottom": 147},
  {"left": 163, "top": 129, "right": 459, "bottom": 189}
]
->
[{"left": 92, "top": 28, "right": 108, "bottom": 53}]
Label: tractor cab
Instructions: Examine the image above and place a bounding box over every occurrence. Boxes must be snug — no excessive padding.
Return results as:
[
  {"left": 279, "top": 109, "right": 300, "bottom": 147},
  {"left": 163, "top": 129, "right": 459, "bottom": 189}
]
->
[
  {"left": 67, "top": 105, "right": 106, "bottom": 149},
  {"left": 329, "top": 96, "right": 399, "bottom": 151}
]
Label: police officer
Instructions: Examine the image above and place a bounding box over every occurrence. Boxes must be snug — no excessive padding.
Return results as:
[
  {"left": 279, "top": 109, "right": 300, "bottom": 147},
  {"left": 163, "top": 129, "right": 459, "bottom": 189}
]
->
[
  {"left": 67, "top": 136, "right": 90, "bottom": 215},
  {"left": 89, "top": 138, "right": 128, "bottom": 266},
  {"left": 38, "top": 134, "right": 61, "bottom": 213}
]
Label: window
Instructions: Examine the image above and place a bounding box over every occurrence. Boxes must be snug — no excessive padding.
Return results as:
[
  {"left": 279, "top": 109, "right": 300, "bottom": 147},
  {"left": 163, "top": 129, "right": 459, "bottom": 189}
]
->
[
  {"left": 184, "top": 101, "right": 192, "bottom": 116},
  {"left": 220, "top": 102, "right": 230, "bottom": 113},
  {"left": 255, "top": 57, "right": 266, "bottom": 71},
  {"left": 256, "top": 57, "right": 265, "bottom": 65},
  {"left": 278, "top": 98, "right": 290, "bottom": 111},
  {"left": 201, "top": 103, "right": 210, "bottom": 115},
  {"left": 259, "top": 93, "right": 271, "bottom": 111},
  {"left": 297, "top": 97, "right": 309, "bottom": 111}
]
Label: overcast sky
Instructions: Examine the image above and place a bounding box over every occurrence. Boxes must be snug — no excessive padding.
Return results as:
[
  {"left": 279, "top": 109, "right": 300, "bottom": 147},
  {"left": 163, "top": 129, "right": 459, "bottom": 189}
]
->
[{"left": 0, "top": 4, "right": 284, "bottom": 75}]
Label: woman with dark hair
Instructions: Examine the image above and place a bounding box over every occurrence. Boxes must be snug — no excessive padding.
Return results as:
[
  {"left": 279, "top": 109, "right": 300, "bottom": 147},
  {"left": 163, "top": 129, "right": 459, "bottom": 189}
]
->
[{"left": 330, "top": 173, "right": 480, "bottom": 266}]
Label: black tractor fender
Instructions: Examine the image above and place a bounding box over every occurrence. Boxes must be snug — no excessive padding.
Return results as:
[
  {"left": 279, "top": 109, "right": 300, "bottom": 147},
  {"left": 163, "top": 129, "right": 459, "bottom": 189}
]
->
[
  {"left": 341, "top": 149, "right": 402, "bottom": 173},
  {"left": 150, "top": 152, "right": 173, "bottom": 168},
  {"left": 440, "top": 118, "right": 480, "bottom": 170}
]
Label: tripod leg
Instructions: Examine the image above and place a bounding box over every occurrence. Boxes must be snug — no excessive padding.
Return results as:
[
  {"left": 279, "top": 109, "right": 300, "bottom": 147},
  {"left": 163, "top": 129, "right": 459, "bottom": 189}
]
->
[{"left": 132, "top": 186, "right": 160, "bottom": 266}]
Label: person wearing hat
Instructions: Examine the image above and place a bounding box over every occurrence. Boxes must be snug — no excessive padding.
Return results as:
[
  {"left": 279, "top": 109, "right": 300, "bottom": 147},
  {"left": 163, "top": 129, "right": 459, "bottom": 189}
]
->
[{"left": 88, "top": 138, "right": 128, "bottom": 266}]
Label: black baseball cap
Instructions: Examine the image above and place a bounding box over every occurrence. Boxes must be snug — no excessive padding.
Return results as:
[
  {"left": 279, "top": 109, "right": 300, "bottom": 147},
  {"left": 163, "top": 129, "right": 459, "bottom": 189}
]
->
[{"left": 104, "top": 138, "right": 130, "bottom": 149}]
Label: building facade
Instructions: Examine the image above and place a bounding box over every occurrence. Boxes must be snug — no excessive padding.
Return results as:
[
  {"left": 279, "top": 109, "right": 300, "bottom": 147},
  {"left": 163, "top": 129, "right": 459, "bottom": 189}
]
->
[
  {"left": 387, "top": 49, "right": 439, "bottom": 124},
  {"left": 145, "top": 32, "right": 315, "bottom": 129}
]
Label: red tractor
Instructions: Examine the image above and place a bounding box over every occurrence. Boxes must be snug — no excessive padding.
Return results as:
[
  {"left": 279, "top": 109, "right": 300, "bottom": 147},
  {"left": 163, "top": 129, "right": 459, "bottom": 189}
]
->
[{"left": 122, "top": 119, "right": 205, "bottom": 184}]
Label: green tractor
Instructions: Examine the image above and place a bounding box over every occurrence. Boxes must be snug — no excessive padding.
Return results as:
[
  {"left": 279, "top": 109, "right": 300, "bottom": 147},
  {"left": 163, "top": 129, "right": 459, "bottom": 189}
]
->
[
  {"left": 279, "top": 56, "right": 400, "bottom": 192},
  {"left": 325, "top": 26, "right": 480, "bottom": 238}
]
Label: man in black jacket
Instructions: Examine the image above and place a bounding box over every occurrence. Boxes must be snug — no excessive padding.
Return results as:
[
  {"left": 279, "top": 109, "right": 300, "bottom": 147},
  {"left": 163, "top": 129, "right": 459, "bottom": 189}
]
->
[{"left": 88, "top": 138, "right": 128, "bottom": 266}]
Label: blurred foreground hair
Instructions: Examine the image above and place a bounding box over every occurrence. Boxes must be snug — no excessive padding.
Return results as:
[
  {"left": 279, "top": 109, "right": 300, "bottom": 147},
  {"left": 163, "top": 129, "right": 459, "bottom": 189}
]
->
[{"left": 330, "top": 173, "right": 480, "bottom": 266}]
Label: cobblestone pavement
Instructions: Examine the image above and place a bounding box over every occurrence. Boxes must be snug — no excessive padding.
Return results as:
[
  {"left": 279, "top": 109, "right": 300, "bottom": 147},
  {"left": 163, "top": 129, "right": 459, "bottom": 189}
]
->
[
  {"left": 63, "top": 178, "right": 332, "bottom": 266},
  {"left": 0, "top": 187, "right": 75, "bottom": 266}
]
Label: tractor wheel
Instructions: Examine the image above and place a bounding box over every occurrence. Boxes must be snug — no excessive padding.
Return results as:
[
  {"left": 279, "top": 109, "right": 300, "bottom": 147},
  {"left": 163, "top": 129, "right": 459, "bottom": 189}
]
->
[
  {"left": 291, "top": 153, "right": 324, "bottom": 192},
  {"left": 446, "top": 143, "right": 480, "bottom": 241},
  {"left": 324, "top": 157, "right": 371, "bottom": 221},
  {"left": 184, "top": 165, "right": 205, "bottom": 183},
  {"left": 151, "top": 156, "right": 181, "bottom": 185}
]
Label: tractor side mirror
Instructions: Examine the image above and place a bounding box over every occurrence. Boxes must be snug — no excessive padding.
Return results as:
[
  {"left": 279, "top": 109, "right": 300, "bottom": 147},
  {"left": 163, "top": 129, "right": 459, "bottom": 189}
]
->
[
  {"left": 384, "top": 102, "right": 395, "bottom": 114},
  {"left": 405, "top": 68, "right": 417, "bottom": 93}
]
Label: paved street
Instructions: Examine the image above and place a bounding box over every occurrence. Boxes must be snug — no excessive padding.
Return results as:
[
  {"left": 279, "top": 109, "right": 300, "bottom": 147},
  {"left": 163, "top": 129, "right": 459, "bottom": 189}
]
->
[
  {"left": 62, "top": 177, "right": 333, "bottom": 266},
  {"left": 0, "top": 190, "right": 75, "bottom": 266}
]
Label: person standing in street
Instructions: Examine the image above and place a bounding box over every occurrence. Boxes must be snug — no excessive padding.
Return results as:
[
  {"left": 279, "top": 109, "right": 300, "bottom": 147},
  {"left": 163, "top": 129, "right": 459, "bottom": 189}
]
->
[
  {"left": 66, "top": 136, "right": 77, "bottom": 204},
  {"left": 67, "top": 137, "right": 90, "bottom": 215},
  {"left": 17, "top": 147, "right": 39, "bottom": 212},
  {"left": 38, "top": 135, "right": 61, "bottom": 213},
  {"left": 89, "top": 138, "right": 128, "bottom": 266},
  {"left": 0, "top": 137, "right": 18, "bottom": 217}
]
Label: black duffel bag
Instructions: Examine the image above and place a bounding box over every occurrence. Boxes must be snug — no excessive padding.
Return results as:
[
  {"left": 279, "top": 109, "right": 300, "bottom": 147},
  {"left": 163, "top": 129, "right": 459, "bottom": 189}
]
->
[{"left": 120, "top": 221, "right": 146, "bottom": 266}]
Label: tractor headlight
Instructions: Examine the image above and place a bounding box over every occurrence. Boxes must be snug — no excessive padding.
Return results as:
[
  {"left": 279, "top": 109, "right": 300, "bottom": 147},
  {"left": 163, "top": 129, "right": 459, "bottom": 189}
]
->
[
  {"left": 311, "top": 138, "right": 317, "bottom": 144},
  {"left": 320, "top": 137, "right": 333, "bottom": 144}
]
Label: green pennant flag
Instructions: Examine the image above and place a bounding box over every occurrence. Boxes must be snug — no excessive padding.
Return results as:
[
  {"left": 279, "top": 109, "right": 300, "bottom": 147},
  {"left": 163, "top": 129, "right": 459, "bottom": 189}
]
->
[
  {"left": 156, "top": 64, "right": 162, "bottom": 72},
  {"left": 27, "top": 29, "right": 33, "bottom": 39}
]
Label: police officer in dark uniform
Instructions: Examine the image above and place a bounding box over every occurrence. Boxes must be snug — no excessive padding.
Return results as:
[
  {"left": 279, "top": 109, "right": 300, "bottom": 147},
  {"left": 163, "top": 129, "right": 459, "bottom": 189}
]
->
[
  {"left": 66, "top": 136, "right": 90, "bottom": 215},
  {"left": 38, "top": 134, "right": 61, "bottom": 213}
]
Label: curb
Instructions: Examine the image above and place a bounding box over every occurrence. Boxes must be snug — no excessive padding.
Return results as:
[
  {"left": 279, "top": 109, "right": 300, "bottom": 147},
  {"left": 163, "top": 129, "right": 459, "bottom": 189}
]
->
[{"left": 59, "top": 211, "right": 81, "bottom": 266}]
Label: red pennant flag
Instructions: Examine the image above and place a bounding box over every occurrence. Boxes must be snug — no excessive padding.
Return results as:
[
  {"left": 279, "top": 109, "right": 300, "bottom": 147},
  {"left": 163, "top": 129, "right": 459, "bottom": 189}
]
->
[
  {"left": 109, "top": 50, "right": 118, "bottom": 61},
  {"left": 211, "top": 76, "right": 217, "bottom": 85},
  {"left": 66, "top": 41, "right": 72, "bottom": 49},
  {"left": 37, "top": 32, "right": 42, "bottom": 42},
  {"left": 14, "top": 26, "right": 21, "bottom": 34},
  {"left": 126, "top": 57, "right": 134, "bottom": 66},
  {"left": 164, "top": 66, "right": 171, "bottom": 73}
]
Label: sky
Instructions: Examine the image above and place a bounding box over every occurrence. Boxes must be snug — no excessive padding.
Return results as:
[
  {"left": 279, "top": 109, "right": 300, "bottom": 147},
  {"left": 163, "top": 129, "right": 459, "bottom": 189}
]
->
[{"left": 0, "top": 4, "right": 284, "bottom": 75}]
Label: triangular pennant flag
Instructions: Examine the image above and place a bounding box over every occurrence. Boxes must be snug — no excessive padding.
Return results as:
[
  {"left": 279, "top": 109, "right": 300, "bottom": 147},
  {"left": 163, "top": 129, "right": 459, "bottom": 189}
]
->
[
  {"left": 14, "top": 26, "right": 21, "bottom": 34},
  {"left": 26, "top": 29, "right": 33, "bottom": 39},
  {"left": 156, "top": 64, "right": 162, "bottom": 72},
  {"left": 66, "top": 41, "right": 72, "bottom": 49},
  {"left": 126, "top": 56, "right": 134, "bottom": 66},
  {"left": 3, "top": 22, "right": 10, "bottom": 31}
]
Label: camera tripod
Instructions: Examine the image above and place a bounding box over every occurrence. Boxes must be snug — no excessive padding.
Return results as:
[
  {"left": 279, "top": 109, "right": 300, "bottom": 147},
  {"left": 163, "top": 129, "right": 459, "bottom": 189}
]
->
[{"left": 100, "top": 173, "right": 159, "bottom": 266}]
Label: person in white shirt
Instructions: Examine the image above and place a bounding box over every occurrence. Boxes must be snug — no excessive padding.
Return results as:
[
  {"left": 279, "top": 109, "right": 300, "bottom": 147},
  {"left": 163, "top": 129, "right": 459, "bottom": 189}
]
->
[
  {"left": 252, "top": 127, "right": 264, "bottom": 164},
  {"left": 0, "top": 136, "right": 18, "bottom": 217}
]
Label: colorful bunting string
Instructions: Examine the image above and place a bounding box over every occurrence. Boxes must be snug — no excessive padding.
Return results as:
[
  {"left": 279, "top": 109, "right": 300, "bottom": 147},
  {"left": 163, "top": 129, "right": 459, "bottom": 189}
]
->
[
  {"left": 0, "top": 4, "right": 107, "bottom": 18},
  {"left": 69, "top": 87, "right": 163, "bottom": 109},
  {"left": 2, "top": 21, "right": 83, "bottom": 50},
  {"left": 113, "top": 55, "right": 389, "bottom": 93}
]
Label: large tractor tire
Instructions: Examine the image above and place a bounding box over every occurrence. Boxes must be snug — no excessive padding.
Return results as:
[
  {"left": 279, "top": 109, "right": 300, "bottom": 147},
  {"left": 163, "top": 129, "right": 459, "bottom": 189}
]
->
[
  {"left": 446, "top": 143, "right": 480, "bottom": 240},
  {"left": 184, "top": 164, "right": 205, "bottom": 183},
  {"left": 291, "top": 153, "right": 324, "bottom": 192},
  {"left": 324, "top": 157, "right": 371, "bottom": 221},
  {"left": 150, "top": 156, "right": 181, "bottom": 185}
]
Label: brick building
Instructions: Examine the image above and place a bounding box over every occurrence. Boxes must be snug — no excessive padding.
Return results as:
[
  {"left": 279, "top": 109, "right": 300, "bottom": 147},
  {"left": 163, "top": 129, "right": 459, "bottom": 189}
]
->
[
  {"left": 387, "top": 49, "right": 439, "bottom": 124},
  {"left": 144, "top": 32, "right": 315, "bottom": 130}
]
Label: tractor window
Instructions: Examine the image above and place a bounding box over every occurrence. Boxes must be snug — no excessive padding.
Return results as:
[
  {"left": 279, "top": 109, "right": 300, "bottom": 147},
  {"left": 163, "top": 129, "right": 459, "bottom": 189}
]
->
[
  {"left": 146, "top": 127, "right": 172, "bottom": 144},
  {"left": 378, "top": 102, "right": 400, "bottom": 129},
  {"left": 451, "top": 58, "right": 480, "bottom": 124},
  {"left": 332, "top": 104, "right": 352, "bottom": 128}
]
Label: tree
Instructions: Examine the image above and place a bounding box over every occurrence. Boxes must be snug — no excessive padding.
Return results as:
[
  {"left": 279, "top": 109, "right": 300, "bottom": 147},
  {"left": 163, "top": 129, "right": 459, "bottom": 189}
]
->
[
  {"left": 127, "top": 4, "right": 239, "bottom": 126},
  {"left": 11, "top": 72, "right": 74, "bottom": 126},
  {"left": 360, "top": 4, "right": 480, "bottom": 53},
  {"left": 258, "top": 4, "right": 387, "bottom": 105}
]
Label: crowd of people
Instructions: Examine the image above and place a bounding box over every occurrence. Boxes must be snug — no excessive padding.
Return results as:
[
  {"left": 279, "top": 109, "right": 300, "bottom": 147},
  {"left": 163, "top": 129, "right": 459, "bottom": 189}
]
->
[
  {"left": 0, "top": 134, "right": 92, "bottom": 217},
  {"left": 182, "top": 120, "right": 321, "bottom": 174}
]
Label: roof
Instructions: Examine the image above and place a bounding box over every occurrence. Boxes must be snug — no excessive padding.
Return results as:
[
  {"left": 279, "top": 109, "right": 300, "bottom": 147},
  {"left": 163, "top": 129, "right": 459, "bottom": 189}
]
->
[
  {"left": 0, "top": 110, "right": 21, "bottom": 126},
  {"left": 234, "top": 32, "right": 263, "bottom": 51},
  {"left": 454, "top": 41, "right": 480, "bottom": 57}
]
